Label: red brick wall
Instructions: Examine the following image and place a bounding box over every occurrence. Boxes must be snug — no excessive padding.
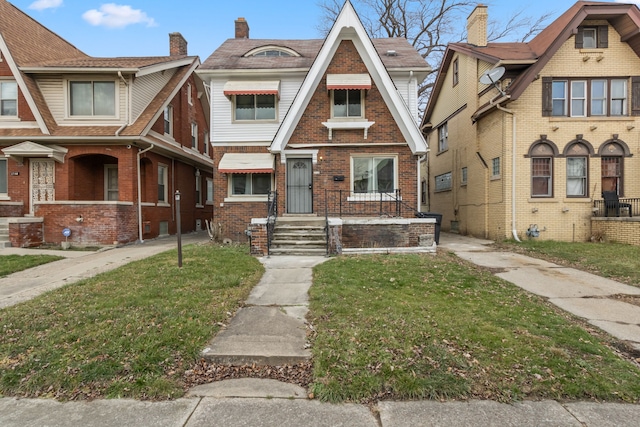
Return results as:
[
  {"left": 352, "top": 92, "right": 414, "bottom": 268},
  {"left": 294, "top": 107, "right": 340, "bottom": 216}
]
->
[
  {"left": 8, "top": 221, "right": 43, "bottom": 247},
  {"left": 35, "top": 202, "right": 138, "bottom": 245}
]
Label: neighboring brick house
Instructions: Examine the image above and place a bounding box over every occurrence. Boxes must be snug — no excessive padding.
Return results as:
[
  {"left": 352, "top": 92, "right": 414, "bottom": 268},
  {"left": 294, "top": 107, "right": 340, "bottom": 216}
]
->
[
  {"left": 423, "top": 1, "right": 640, "bottom": 242},
  {"left": 0, "top": 1, "right": 212, "bottom": 247},
  {"left": 197, "top": 1, "right": 429, "bottom": 246}
]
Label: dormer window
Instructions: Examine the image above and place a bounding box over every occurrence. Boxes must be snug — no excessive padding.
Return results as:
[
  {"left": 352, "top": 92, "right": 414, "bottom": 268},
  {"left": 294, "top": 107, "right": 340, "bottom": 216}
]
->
[
  {"left": 69, "top": 80, "right": 116, "bottom": 116},
  {"left": 244, "top": 46, "right": 300, "bottom": 57},
  {"left": 575, "top": 26, "right": 608, "bottom": 49},
  {"left": 0, "top": 81, "right": 17, "bottom": 117},
  {"left": 326, "top": 74, "right": 371, "bottom": 119}
]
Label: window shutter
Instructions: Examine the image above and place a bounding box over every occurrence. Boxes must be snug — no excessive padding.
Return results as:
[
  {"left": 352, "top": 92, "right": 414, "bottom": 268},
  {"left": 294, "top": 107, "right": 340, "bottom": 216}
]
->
[
  {"left": 542, "top": 77, "right": 553, "bottom": 117},
  {"left": 632, "top": 77, "right": 640, "bottom": 116},
  {"left": 575, "top": 28, "right": 584, "bottom": 49},
  {"left": 597, "top": 25, "right": 608, "bottom": 48}
]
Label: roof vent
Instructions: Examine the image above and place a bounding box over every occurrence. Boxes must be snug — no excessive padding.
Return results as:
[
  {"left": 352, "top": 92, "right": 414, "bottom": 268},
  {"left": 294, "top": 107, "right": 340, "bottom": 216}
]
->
[{"left": 386, "top": 50, "right": 397, "bottom": 56}]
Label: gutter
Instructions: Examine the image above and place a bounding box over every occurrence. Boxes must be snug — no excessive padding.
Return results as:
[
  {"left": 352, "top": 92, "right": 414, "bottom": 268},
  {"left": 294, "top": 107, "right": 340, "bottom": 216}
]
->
[
  {"left": 137, "top": 144, "right": 154, "bottom": 243},
  {"left": 493, "top": 100, "right": 521, "bottom": 242}
]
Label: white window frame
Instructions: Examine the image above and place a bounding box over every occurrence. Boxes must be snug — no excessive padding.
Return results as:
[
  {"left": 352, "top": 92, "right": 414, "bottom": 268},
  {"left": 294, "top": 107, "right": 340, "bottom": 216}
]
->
[
  {"left": 610, "top": 79, "right": 627, "bottom": 116},
  {"left": 164, "top": 105, "right": 173, "bottom": 136},
  {"left": 438, "top": 123, "right": 448, "bottom": 152},
  {"left": 203, "top": 131, "right": 209, "bottom": 155},
  {"left": 191, "top": 122, "right": 198, "bottom": 149},
  {"left": 104, "top": 164, "right": 118, "bottom": 201},
  {"left": 67, "top": 79, "right": 117, "bottom": 117},
  {"left": 331, "top": 89, "right": 364, "bottom": 119},
  {"left": 158, "top": 164, "right": 168, "bottom": 204},
  {"left": 349, "top": 155, "right": 397, "bottom": 199},
  {"left": 187, "top": 83, "right": 193, "bottom": 105},
  {"left": 570, "top": 81, "right": 587, "bottom": 117},
  {"left": 0, "top": 80, "right": 18, "bottom": 118},
  {"left": 552, "top": 80, "right": 567, "bottom": 116},
  {"left": 206, "top": 177, "right": 213, "bottom": 204},
  {"left": 225, "top": 173, "right": 273, "bottom": 202},
  {"left": 233, "top": 94, "right": 277, "bottom": 121}
]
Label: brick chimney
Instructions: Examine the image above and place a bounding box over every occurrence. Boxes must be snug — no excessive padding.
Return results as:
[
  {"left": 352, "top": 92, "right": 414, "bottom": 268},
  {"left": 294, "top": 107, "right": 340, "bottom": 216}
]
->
[
  {"left": 467, "top": 5, "right": 488, "bottom": 47},
  {"left": 235, "top": 17, "right": 250, "bottom": 39},
  {"left": 169, "top": 32, "right": 188, "bottom": 56}
]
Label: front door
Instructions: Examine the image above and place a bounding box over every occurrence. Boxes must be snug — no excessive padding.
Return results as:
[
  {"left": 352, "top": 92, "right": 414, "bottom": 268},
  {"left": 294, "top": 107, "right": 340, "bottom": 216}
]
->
[
  {"left": 30, "top": 159, "right": 55, "bottom": 215},
  {"left": 286, "top": 158, "right": 312, "bottom": 213}
]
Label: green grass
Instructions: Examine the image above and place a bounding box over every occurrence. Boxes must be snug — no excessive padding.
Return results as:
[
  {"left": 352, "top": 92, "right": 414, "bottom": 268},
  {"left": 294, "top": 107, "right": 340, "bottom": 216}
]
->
[
  {"left": 496, "top": 240, "right": 640, "bottom": 287},
  {"left": 0, "top": 254, "right": 64, "bottom": 277},
  {"left": 308, "top": 253, "right": 640, "bottom": 404},
  {"left": 0, "top": 243, "right": 263, "bottom": 400}
]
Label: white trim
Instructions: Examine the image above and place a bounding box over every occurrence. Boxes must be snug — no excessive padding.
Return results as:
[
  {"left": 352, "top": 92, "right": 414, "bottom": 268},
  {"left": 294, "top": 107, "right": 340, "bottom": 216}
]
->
[
  {"left": 280, "top": 149, "right": 319, "bottom": 164},
  {"left": 321, "top": 120, "right": 374, "bottom": 140},
  {"left": 0, "top": 33, "right": 50, "bottom": 134},
  {"left": 244, "top": 46, "right": 301, "bottom": 57},
  {"left": 269, "top": 1, "right": 428, "bottom": 155}
]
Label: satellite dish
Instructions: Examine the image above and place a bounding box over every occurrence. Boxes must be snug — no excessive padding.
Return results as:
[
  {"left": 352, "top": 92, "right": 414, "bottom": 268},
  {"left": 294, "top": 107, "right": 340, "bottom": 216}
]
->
[
  {"left": 479, "top": 66, "right": 505, "bottom": 85},
  {"left": 479, "top": 66, "right": 506, "bottom": 96}
]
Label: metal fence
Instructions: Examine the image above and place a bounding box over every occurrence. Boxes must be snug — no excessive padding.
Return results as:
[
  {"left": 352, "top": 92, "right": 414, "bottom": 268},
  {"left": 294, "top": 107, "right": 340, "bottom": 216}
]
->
[
  {"left": 592, "top": 197, "right": 639, "bottom": 217},
  {"left": 324, "top": 189, "right": 402, "bottom": 218},
  {"left": 266, "top": 191, "right": 278, "bottom": 255}
]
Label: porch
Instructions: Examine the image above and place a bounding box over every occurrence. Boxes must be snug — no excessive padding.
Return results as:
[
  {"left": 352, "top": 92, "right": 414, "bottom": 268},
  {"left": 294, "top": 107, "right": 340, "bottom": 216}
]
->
[
  {"left": 249, "top": 190, "right": 437, "bottom": 256},
  {"left": 591, "top": 196, "right": 640, "bottom": 246}
]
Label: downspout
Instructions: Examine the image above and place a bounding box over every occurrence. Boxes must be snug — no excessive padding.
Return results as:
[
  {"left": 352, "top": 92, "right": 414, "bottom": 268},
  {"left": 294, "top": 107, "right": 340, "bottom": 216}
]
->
[
  {"left": 417, "top": 154, "right": 426, "bottom": 211},
  {"left": 137, "top": 144, "right": 154, "bottom": 243},
  {"left": 494, "top": 101, "right": 521, "bottom": 242},
  {"left": 115, "top": 71, "right": 130, "bottom": 137}
]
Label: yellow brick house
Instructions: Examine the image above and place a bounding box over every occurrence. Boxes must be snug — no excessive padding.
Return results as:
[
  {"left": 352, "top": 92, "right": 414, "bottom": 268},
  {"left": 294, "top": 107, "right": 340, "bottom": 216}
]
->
[{"left": 422, "top": 1, "right": 640, "bottom": 242}]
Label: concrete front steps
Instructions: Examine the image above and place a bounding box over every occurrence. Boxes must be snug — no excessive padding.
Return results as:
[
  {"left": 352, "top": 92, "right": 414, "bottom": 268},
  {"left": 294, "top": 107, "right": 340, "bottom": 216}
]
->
[
  {"left": 0, "top": 218, "right": 11, "bottom": 248},
  {"left": 268, "top": 215, "right": 327, "bottom": 256}
]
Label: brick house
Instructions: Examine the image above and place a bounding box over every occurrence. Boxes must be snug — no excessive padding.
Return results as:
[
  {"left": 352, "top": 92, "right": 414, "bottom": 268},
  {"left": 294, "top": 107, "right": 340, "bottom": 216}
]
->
[
  {"left": 197, "top": 1, "right": 432, "bottom": 255},
  {"left": 423, "top": 1, "right": 640, "bottom": 243},
  {"left": 0, "top": 1, "right": 212, "bottom": 247}
]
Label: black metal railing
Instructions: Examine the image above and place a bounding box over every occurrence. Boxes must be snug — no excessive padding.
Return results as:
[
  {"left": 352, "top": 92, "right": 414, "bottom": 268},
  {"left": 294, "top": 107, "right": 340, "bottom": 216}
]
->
[
  {"left": 324, "top": 189, "right": 402, "bottom": 218},
  {"left": 593, "top": 197, "right": 639, "bottom": 217},
  {"left": 266, "top": 191, "right": 278, "bottom": 256}
]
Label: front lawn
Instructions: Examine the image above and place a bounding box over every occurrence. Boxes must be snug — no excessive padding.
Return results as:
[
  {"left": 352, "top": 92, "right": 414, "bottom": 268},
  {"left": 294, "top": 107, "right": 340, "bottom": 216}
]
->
[
  {"left": 0, "top": 244, "right": 263, "bottom": 400},
  {"left": 495, "top": 240, "right": 640, "bottom": 287},
  {"left": 308, "top": 253, "right": 640, "bottom": 404},
  {"left": 0, "top": 254, "right": 64, "bottom": 278}
]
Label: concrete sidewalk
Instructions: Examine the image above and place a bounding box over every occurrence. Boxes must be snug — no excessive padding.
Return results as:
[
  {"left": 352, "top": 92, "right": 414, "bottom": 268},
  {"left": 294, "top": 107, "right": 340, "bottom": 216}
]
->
[
  {"left": 2, "top": 232, "right": 640, "bottom": 426},
  {"left": 0, "top": 232, "right": 211, "bottom": 309},
  {"left": 2, "top": 394, "right": 640, "bottom": 426}
]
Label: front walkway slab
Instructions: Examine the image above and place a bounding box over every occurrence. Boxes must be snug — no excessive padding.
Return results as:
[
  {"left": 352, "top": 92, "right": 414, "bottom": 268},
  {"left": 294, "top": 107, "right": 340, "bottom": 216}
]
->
[{"left": 187, "top": 378, "right": 307, "bottom": 399}]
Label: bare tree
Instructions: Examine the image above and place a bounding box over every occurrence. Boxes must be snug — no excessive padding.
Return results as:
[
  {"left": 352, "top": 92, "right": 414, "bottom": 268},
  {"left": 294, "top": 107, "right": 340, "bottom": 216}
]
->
[{"left": 317, "top": 0, "right": 552, "bottom": 107}]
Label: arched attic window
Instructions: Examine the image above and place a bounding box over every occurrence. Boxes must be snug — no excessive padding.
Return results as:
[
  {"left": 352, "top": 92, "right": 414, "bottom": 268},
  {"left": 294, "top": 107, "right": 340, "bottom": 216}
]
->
[{"left": 243, "top": 46, "right": 300, "bottom": 57}]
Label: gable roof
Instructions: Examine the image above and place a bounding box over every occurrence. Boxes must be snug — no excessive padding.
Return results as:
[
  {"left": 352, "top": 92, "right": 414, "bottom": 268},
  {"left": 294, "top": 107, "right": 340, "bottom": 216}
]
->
[
  {"left": 423, "top": 1, "right": 640, "bottom": 125},
  {"left": 269, "top": 0, "right": 428, "bottom": 155}
]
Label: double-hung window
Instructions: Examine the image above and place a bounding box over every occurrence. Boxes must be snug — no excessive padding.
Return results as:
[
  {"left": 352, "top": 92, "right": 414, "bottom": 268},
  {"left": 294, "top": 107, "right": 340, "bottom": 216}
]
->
[
  {"left": 352, "top": 157, "right": 395, "bottom": 193},
  {"left": 191, "top": 122, "right": 198, "bottom": 149},
  {"left": 158, "top": 164, "right": 168, "bottom": 203},
  {"left": 235, "top": 94, "right": 276, "bottom": 121},
  {"left": 438, "top": 123, "right": 448, "bottom": 152},
  {"left": 0, "top": 81, "right": 17, "bottom": 117},
  {"left": 0, "top": 158, "right": 7, "bottom": 196},
  {"left": 231, "top": 173, "right": 271, "bottom": 195},
  {"left": 545, "top": 77, "right": 628, "bottom": 117},
  {"left": 104, "top": 165, "right": 118, "bottom": 201},
  {"left": 567, "top": 157, "right": 587, "bottom": 197},
  {"left": 332, "top": 89, "right": 363, "bottom": 118},
  {"left": 69, "top": 80, "right": 115, "bottom": 116},
  {"left": 164, "top": 106, "right": 173, "bottom": 135}
]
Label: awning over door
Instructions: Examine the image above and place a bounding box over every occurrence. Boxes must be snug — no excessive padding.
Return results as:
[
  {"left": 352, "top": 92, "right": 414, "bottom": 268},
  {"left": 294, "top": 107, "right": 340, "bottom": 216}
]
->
[
  {"left": 326, "top": 73, "right": 371, "bottom": 90},
  {"left": 223, "top": 81, "right": 280, "bottom": 97},
  {"left": 2, "top": 141, "right": 68, "bottom": 163},
  {"left": 218, "top": 153, "right": 275, "bottom": 174}
]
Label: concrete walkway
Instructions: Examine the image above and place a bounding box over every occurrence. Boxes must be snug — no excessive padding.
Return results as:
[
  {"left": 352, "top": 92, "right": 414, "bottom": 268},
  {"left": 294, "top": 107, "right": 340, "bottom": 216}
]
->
[
  {"left": 2, "top": 232, "right": 640, "bottom": 426},
  {"left": 438, "top": 232, "right": 640, "bottom": 351}
]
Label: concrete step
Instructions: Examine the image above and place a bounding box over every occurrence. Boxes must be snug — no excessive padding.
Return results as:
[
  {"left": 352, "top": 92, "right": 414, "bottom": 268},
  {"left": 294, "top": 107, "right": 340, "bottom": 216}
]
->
[{"left": 268, "top": 247, "right": 327, "bottom": 256}]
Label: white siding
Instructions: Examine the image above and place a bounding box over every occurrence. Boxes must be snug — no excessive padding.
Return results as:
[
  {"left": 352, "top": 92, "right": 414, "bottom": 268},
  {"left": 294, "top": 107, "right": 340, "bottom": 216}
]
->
[
  {"left": 390, "top": 75, "right": 419, "bottom": 124},
  {"left": 210, "top": 76, "right": 304, "bottom": 143},
  {"left": 38, "top": 74, "right": 126, "bottom": 124},
  {"left": 131, "top": 69, "right": 176, "bottom": 122}
]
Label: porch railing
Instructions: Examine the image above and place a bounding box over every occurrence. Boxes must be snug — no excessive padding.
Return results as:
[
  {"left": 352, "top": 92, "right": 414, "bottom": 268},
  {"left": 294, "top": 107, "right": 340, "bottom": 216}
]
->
[
  {"left": 324, "top": 189, "right": 402, "bottom": 218},
  {"left": 593, "top": 197, "right": 639, "bottom": 217},
  {"left": 266, "top": 191, "right": 278, "bottom": 256}
]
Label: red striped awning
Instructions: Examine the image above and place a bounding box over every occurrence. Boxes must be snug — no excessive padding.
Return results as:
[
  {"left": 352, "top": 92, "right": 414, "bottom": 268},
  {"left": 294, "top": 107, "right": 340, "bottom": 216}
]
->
[
  {"left": 223, "top": 80, "right": 280, "bottom": 97},
  {"left": 218, "top": 153, "right": 274, "bottom": 174},
  {"left": 326, "top": 73, "right": 371, "bottom": 90}
]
